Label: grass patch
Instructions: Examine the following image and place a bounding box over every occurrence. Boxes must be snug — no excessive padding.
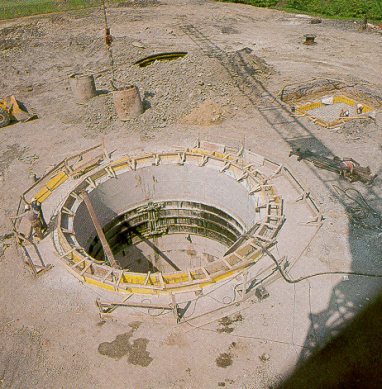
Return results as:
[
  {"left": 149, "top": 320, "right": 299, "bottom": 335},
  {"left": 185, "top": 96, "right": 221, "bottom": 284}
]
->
[
  {"left": 1, "top": 0, "right": 381, "bottom": 22},
  {"left": 218, "top": 0, "right": 382, "bottom": 21},
  {"left": 0, "top": 0, "right": 127, "bottom": 20}
]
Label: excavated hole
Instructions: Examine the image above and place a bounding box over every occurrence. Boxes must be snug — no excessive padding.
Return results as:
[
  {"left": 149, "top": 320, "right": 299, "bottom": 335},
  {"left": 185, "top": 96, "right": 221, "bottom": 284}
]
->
[
  {"left": 65, "top": 162, "right": 259, "bottom": 275},
  {"left": 86, "top": 200, "right": 244, "bottom": 272},
  {"left": 134, "top": 52, "right": 188, "bottom": 67}
]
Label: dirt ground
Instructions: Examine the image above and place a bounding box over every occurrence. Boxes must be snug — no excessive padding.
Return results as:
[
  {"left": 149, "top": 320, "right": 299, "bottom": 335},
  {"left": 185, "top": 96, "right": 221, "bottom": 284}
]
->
[{"left": 0, "top": 1, "right": 381, "bottom": 388}]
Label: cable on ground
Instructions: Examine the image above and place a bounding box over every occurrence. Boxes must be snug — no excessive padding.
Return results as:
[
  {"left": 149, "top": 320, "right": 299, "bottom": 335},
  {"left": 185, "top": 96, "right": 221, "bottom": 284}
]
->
[
  {"left": 333, "top": 185, "right": 382, "bottom": 230},
  {"left": 261, "top": 245, "right": 382, "bottom": 283}
]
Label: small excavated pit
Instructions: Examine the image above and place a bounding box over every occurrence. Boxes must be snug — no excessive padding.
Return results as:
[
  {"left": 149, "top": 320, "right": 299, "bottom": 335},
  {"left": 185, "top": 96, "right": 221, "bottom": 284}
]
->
[
  {"left": 280, "top": 79, "right": 380, "bottom": 128},
  {"left": 295, "top": 95, "right": 373, "bottom": 128},
  {"left": 134, "top": 52, "right": 188, "bottom": 67}
]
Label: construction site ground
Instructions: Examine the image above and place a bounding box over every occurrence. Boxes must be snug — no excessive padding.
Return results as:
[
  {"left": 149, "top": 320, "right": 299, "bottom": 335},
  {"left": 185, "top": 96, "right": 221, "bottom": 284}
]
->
[{"left": 0, "top": 1, "right": 381, "bottom": 388}]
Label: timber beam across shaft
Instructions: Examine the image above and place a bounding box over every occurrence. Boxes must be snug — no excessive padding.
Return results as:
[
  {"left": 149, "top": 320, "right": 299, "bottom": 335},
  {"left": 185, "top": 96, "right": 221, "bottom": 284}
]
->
[{"left": 81, "top": 191, "right": 120, "bottom": 269}]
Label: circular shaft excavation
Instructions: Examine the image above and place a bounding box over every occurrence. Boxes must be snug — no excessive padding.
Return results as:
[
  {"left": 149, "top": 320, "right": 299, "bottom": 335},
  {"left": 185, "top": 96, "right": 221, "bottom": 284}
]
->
[{"left": 55, "top": 148, "right": 285, "bottom": 294}]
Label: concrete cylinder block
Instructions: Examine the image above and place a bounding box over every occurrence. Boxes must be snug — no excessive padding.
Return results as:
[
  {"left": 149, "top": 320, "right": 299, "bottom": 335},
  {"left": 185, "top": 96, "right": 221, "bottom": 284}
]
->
[
  {"left": 113, "top": 85, "right": 143, "bottom": 120},
  {"left": 69, "top": 73, "right": 97, "bottom": 104}
]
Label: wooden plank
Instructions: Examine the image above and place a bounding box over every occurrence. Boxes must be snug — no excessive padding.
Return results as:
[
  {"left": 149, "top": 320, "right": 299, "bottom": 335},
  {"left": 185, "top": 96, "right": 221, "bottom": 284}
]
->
[
  {"left": 115, "top": 271, "right": 123, "bottom": 289},
  {"left": 102, "top": 301, "right": 173, "bottom": 310},
  {"left": 102, "top": 268, "right": 114, "bottom": 282},
  {"left": 222, "top": 258, "right": 234, "bottom": 269},
  {"left": 60, "top": 247, "right": 76, "bottom": 258},
  {"left": 201, "top": 267, "right": 212, "bottom": 280},
  {"left": 80, "top": 261, "right": 93, "bottom": 276},
  {"left": 81, "top": 191, "right": 119, "bottom": 269},
  {"left": 70, "top": 154, "right": 104, "bottom": 178},
  {"left": 70, "top": 259, "right": 86, "bottom": 269},
  {"left": 144, "top": 271, "right": 151, "bottom": 286},
  {"left": 158, "top": 272, "right": 165, "bottom": 288}
]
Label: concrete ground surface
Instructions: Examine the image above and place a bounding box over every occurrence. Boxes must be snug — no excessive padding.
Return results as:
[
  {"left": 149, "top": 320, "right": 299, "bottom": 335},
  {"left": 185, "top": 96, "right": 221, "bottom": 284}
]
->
[{"left": 0, "top": 1, "right": 381, "bottom": 388}]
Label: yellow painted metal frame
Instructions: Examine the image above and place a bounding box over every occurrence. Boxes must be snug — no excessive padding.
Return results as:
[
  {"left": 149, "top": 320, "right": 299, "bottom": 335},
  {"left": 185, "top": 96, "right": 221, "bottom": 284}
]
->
[
  {"left": 296, "top": 95, "right": 373, "bottom": 129},
  {"left": 34, "top": 171, "right": 68, "bottom": 203},
  {"left": 31, "top": 147, "right": 284, "bottom": 295}
]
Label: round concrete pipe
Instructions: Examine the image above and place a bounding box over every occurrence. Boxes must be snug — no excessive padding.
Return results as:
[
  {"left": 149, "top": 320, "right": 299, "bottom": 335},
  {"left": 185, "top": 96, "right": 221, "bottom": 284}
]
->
[
  {"left": 113, "top": 85, "right": 143, "bottom": 120},
  {"left": 69, "top": 73, "right": 97, "bottom": 104}
]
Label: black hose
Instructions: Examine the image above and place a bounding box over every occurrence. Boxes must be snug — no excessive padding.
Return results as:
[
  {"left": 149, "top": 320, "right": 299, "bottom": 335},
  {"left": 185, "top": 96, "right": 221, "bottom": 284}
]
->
[
  {"left": 333, "top": 185, "right": 382, "bottom": 230},
  {"left": 261, "top": 246, "right": 382, "bottom": 283}
]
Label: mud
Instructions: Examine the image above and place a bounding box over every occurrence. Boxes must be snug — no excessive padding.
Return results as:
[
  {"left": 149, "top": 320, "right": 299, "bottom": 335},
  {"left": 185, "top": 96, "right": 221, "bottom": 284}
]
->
[
  {"left": 98, "top": 321, "right": 153, "bottom": 367},
  {"left": 0, "top": 144, "right": 27, "bottom": 174},
  {"left": 216, "top": 342, "right": 237, "bottom": 368},
  {"left": 217, "top": 313, "right": 244, "bottom": 334},
  {"left": 216, "top": 352, "right": 233, "bottom": 368}
]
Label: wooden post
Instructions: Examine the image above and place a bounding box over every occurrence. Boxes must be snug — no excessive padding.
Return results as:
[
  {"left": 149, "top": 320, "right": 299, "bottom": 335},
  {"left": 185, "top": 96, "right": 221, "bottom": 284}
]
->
[
  {"left": 171, "top": 294, "right": 179, "bottom": 323},
  {"left": 242, "top": 269, "right": 248, "bottom": 301},
  {"left": 81, "top": 191, "right": 119, "bottom": 269}
]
